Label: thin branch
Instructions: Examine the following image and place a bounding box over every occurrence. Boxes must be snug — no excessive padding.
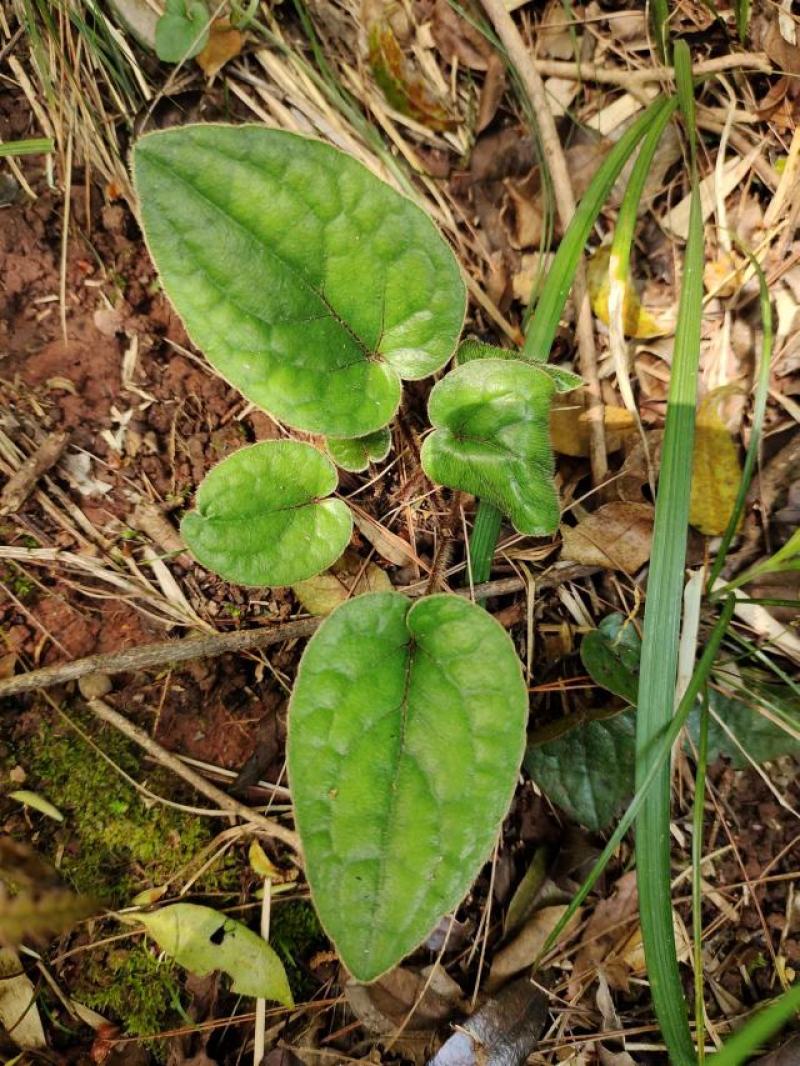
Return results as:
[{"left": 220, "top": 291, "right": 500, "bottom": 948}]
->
[
  {"left": 0, "top": 575, "right": 542, "bottom": 699},
  {"left": 85, "top": 696, "right": 300, "bottom": 852},
  {"left": 531, "top": 52, "right": 771, "bottom": 87}
]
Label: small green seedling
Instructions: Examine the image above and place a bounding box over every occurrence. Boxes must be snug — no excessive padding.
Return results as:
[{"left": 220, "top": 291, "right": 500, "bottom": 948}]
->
[
  {"left": 132, "top": 124, "right": 559, "bottom": 982},
  {"left": 155, "top": 0, "right": 210, "bottom": 62}
]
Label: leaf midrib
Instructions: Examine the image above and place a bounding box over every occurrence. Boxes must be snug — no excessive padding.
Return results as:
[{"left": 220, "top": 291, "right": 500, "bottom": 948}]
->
[{"left": 141, "top": 149, "right": 384, "bottom": 368}]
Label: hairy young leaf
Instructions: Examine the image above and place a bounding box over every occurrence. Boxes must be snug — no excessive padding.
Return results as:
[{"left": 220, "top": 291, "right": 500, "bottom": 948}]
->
[
  {"left": 456, "top": 339, "right": 583, "bottom": 392},
  {"left": 133, "top": 126, "right": 466, "bottom": 437},
  {"left": 181, "top": 441, "right": 352, "bottom": 586},
  {"left": 138, "top": 904, "right": 293, "bottom": 1004},
  {"left": 581, "top": 613, "right": 641, "bottom": 704},
  {"left": 421, "top": 359, "right": 559, "bottom": 536},
  {"left": 288, "top": 591, "right": 528, "bottom": 981},
  {"left": 326, "top": 427, "right": 392, "bottom": 472},
  {"left": 525, "top": 709, "right": 636, "bottom": 830}
]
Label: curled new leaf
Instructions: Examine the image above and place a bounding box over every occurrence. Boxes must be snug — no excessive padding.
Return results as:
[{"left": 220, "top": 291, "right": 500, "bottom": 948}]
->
[
  {"left": 421, "top": 359, "right": 559, "bottom": 536},
  {"left": 181, "top": 441, "right": 352, "bottom": 587},
  {"left": 133, "top": 125, "right": 466, "bottom": 438},
  {"left": 288, "top": 592, "right": 528, "bottom": 982}
]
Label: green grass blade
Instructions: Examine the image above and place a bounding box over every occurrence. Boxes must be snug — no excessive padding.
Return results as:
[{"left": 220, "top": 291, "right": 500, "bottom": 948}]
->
[
  {"left": 706, "top": 982, "right": 800, "bottom": 1066},
  {"left": 522, "top": 96, "right": 678, "bottom": 363},
  {"left": 708, "top": 249, "right": 773, "bottom": 588},
  {"left": 650, "top": 0, "right": 672, "bottom": 63},
  {"left": 692, "top": 687, "right": 710, "bottom": 1064},
  {"left": 537, "top": 596, "right": 735, "bottom": 964},
  {"left": 734, "top": 0, "right": 751, "bottom": 43},
  {"left": 0, "top": 137, "right": 55, "bottom": 158},
  {"left": 635, "top": 39, "right": 703, "bottom": 1066}
]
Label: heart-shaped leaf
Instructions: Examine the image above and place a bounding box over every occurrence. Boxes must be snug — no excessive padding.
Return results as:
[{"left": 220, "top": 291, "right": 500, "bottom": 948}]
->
[
  {"left": 524, "top": 709, "right": 636, "bottom": 830},
  {"left": 288, "top": 591, "right": 528, "bottom": 981},
  {"left": 421, "top": 359, "right": 559, "bottom": 536},
  {"left": 138, "top": 903, "right": 293, "bottom": 1005},
  {"left": 133, "top": 126, "right": 466, "bottom": 438},
  {"left": 181, "top": 440, "right": 352, "bottom": 587},
  {"left": 155, "top": 0, "right": 209, "bottom": 61},
  {"left": 326, "top": 427, "right": 392, "bottom": 472}
]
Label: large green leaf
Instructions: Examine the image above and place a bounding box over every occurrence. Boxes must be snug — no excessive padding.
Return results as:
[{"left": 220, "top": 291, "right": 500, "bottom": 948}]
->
[
  {"left": 288, "top": 591, "right": 528, "bottom": 982},
  {"left": 524, "top": 709, "right": 636, "bottom": 830},
  {"left": 457, "top": 339, "right": 583, "bottom": 392},
  {"left": 181, "top": 440, "right": 352, "bottom": 586},
  {"left": 421, "top": 359, "right": 559, "bottom": 536},
  {"left": 133, "top": 126, "right": 466, "bottom": 438},
  {"left": 138, "top": 903, "right": 293, "bottom": 1005}
]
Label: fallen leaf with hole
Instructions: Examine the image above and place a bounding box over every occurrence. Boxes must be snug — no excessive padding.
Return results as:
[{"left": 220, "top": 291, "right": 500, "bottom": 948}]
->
[
  {"left": 292, "top": 550, "right": 392, "bottom": 616},
  {"left": 196, "top": 19, "right": 243, "bottom": 78},
  {"left": 689, "top": 391, "right": 744, "bottom": 536},
  {"left": 137, "top": 903, "right": 293, "bottom": 1005},
  {"left": 560, "top": 503, "right": 654, "bottom": 573}
]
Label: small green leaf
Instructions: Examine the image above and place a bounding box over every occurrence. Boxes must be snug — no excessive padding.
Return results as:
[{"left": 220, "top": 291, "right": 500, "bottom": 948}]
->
[
  {"left": 133, "top": 126, "right": 466, "bottom": 438},
  {"left": 8, "top": 791, "right": 63, "bottom": 823},
  {"left": 456, "top": 339, "right": 583, "bottom": 392},
  {"left": 155, "top": 0, "right": 209, "bottom": 62},
  {"left": 524, "top": 709, "right": 636, "bottom": 830},
  {"left": 421, "top": 359, "right": 559, "bottom": 536},
  {"left": 138, "top": 903, "right": 293, "bottom": 1005},
  {"left": 288, "top": 592, "right": 528, "bottom": 982},
  {"left": 181, "top": 441, "right": 352, "bottom": 587},
  {"left": 580, "top": 613, "right": 641, "bottom": 704},
  {"left": 326, "top": 427, "right": 392, "bottom": 472}
]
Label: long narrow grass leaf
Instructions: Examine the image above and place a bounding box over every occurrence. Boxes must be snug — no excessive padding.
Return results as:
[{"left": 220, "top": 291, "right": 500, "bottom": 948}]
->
[
  {"left": 692, "top": 687, "right": 710, "bottom": 1064},
  {"left": 0, "top": 137, "right": 54, "bottom": 158},
  {"left": 635, "top": 53, "right": 704, "bottom": 1065},
  {"left": 523, "top": 97, "right": 678, "bottom": 363},
  {"left": 708, "top": 248, "right": 773, "bottom": 588}
]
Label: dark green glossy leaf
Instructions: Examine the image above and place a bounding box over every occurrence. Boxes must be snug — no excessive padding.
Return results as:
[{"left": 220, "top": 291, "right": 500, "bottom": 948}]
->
[
  {"left": 421, "top": 359, "right": 559, "bottom": 536},
  {"left": 580, "top": 613, "right": 641, "bottom": 704},
  {"left": 525, "top": 709, "right": 636, "bottom": 830},
  {"left": 288, "top": 592, "right": 528, "bottom": 981},
  {"left": 133, "top": 126, "right": 466, "bottom": 438},
  {"left": 181, "top": 440, "right": 352, "bottom": 587}
]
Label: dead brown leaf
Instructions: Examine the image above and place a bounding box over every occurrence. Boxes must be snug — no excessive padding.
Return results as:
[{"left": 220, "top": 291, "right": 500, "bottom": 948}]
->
[
  {"left": 431, "top": 0, "right": 491, "bottom": 69},
  {"left": 550, "top": 395, "right": 636, "bottom": 457},
  {"left": 487, "top": 904, "right": 580, "bottom": 990},
  {"left": 292, "top": 549, "right": 391, "bottom": 616},
  {"left": 344, "top": 963, "right": 465, "bottom": 1034},
  {"left": 560, "top": 503, "right": 654, "bottom": 574},
  {"left": 569, "top": 871, "right": 640, "bottom": 998},
  {"left": 196, "top": 19, "right": 243, "bottom": 78},
  {"left": 476, "top": 53, "right": 507, "bottom": 133}
]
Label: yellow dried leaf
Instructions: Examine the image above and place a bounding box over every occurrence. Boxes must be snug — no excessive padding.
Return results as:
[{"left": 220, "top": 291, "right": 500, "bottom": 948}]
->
[
  {"left": 292, "top": 549, "right": 392, "bottom": 616},
  {"left": 550, "top": 395, "right": 636, "bottom": 457},
  {"left": 587, "top": 245, "right": 673, "bottom": 340},
  {"left": 196, "top": 19, "right": 243, "bottom": 78},
  {"left": 689, "top": 392, "right": 743, "bottom": 536}
]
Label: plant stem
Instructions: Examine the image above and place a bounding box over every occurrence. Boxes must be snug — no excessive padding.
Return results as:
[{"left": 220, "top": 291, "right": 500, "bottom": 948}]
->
[{"left": 468, "top": 502, "right": 503, "bottom": 587}]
